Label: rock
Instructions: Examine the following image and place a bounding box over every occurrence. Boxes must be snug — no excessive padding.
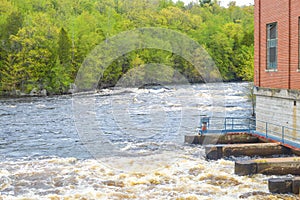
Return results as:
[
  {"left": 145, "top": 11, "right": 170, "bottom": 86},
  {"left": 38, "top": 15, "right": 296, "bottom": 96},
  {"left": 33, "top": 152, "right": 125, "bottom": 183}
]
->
[
  {"left": 68, "top": 88, "right": 74, "bottom": 94},
  {"left": 68, "top": 83, "right": 77, "bottom": 94},
  {"left": 102, "top": 180, "right": 124, "bottom": 187},
  {"left": 138, "top": 83, "right": 169, "bottom": 90},
  {"left": 8, "top": 90, "right": 21, "bottom": 96},
  {"left": 30, "top": 88, "right": 38, "bottom": 96},
  {"left": 15, "top": 90, "right": 21, "bottom": 96},
  {"left": 239, "top": 191, "right": 269, "bottom": 199},
  {"left": 40, "top": 89, "right": 47, "bottom": 96}
]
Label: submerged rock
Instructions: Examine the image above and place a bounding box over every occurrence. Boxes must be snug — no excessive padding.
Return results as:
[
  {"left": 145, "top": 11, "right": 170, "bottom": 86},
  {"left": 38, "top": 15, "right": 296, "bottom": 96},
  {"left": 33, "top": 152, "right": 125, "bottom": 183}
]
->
[
  {"left": 239, "top": 191, "right": 270, "bottom": 199},
  {"left": 138, "top": 83, "right": 170, "bottom": 90},
  {"left": 102, "top": 180, "right": 125, "bottom": 187}
]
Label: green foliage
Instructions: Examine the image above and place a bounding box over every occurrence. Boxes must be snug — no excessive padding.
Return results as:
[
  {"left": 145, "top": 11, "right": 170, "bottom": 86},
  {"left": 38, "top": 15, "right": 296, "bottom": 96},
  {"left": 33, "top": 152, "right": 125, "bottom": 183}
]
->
[
  {"left": 2, "top": 11, "right": 23, "bottom": 41},
  {"left": 0, "top": 10, "right": 24, "bottom": 93},
  {"left": 0, "top": 0, "right": 254, "bottom": 95},
  {"left": 58, "top": 28, "right": 71, "bottom": 67}
]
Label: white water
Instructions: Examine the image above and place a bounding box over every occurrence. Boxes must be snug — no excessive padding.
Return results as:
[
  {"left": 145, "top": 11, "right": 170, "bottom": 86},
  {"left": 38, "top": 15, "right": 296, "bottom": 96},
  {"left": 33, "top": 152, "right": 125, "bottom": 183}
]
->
[{"left": 0, "top": 83, "right": 298, "bottom": 199}]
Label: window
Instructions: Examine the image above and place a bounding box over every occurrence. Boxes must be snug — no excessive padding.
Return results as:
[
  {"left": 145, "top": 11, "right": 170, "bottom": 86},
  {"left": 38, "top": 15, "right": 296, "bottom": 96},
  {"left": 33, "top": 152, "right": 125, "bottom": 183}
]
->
[{"left": 267, "top": 22, "right": 278, "bottom": 69}]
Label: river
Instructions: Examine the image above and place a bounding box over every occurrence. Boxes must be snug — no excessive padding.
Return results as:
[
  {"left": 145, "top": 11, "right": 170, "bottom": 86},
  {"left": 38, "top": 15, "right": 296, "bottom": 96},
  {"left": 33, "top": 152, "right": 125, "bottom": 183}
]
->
[{"left": 0, "top": 82, "right": 298, "bottom": 199}]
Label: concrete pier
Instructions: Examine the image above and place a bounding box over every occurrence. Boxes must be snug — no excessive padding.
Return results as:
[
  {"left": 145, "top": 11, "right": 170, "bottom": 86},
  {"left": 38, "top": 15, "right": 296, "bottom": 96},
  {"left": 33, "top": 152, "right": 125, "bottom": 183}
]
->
[
  {"left": 205, "top": 143, "right": 289, "bottom": 160},
  {"left": 268, "top": 177, "right": 300, "bottom": 194},
  {"left": 235, "top": 157, "right": 300, "bottom": 176},
  {"left": 184, "top": 133, "right": 259, "bottom": 145},
  {"left": 252, "top": 133, "right": 300, "bottom": 156}
]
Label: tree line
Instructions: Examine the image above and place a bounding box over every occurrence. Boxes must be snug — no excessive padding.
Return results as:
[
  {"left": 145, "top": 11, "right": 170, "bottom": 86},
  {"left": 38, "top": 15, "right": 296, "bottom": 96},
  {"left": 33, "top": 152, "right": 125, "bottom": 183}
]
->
[{"left": 0, "top": 0, "right": 254, "bottom": 95}]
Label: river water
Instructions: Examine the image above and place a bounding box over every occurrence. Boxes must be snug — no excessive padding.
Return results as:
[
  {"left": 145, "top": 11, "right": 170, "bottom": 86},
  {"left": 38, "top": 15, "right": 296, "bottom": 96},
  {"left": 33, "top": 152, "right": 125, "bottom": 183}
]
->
[{"left": 0, "top": 82, "right": 298, "bottom": 199}]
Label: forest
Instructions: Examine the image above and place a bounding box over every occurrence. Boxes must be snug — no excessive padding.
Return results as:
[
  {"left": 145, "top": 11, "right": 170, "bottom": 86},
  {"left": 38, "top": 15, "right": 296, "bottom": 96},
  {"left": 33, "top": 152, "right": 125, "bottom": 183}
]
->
[{"left": 0, "top": 0, "right": 254, "bottom": 95}]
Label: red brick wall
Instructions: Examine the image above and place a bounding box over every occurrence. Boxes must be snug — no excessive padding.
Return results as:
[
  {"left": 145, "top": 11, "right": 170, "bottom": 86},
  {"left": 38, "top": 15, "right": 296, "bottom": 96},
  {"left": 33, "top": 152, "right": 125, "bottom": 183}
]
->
[
  {"left": 254, "top": 0, "right": 300, "bottom": 90},
  {"left": 290, "top": 0, "right": 300, "bottom": 89},
  {"left": 254, "top": 0, "right": 260, "bottom": 86}
]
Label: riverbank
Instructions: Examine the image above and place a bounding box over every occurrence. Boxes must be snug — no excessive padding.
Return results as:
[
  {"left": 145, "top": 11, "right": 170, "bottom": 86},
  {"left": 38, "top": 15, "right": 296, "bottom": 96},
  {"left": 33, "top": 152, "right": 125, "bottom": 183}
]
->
[{"left": 0, "top": 81, "right": 250, "bottom": 98}]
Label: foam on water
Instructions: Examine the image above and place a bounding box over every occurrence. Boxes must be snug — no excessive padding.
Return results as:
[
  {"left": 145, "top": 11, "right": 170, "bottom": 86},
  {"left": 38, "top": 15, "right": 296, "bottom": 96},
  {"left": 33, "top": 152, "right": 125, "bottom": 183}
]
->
[
  {"left": 0, "top": 150, "right": 298, "bottom": 199},
  {"left": 0, "top": 83, "right": 298, "bottom": 199}
]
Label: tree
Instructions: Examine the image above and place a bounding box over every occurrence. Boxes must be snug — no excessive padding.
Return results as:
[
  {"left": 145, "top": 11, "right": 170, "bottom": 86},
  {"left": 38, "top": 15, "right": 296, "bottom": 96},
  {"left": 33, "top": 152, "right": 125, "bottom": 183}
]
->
[
  {"left": 0, "top": 53, "right": 28, "bottom": 92},
  {"left": 0, "top": 11, "right": 23, "bottom": 68},
  {"left": 234, "top": 45, "right": 254, "bottom": 81},
  {"left": 58, "top": 28, "right": 72, "bottom": 75},
  {"left": 0, "top": 0, "right": 255, "bottom": 95},
  {"left": 2, "top": 12, "right": 58, "bottom": 93},
  {"left": 0, "top": 11, "right": 23, "bottom": 93},
  {"left": 1, "top": 11, "right": 23, "bottom": 41}
]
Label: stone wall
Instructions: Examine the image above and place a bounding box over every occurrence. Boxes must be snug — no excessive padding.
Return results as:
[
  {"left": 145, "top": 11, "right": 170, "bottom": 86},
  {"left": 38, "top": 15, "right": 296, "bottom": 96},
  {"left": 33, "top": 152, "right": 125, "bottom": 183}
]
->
[{"left": 255, "top": 87, "right": 300, "bottom": 140}]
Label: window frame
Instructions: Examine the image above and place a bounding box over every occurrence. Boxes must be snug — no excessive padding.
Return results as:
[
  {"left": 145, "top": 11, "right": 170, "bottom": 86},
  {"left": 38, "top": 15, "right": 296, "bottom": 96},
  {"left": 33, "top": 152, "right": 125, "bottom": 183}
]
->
[{"left": 266, "top": 22, "right": 278, "bottom": 70}]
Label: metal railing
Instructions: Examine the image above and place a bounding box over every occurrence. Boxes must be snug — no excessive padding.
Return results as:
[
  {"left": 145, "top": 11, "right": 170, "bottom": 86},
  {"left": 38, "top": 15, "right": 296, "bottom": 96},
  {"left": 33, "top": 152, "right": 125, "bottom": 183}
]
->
[
  {"left": 254, "top": 120, "right": 300, "bottom": 148},
  {"left": 198, "top": 116, "right": 300, "bottom": 149},
  {"left": 198, "top": 117, "right": 255, "bottom": 134}
]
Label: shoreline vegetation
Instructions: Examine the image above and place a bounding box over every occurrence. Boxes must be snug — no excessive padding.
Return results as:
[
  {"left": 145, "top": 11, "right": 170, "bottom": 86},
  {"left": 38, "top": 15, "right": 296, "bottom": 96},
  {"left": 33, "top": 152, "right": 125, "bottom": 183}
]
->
[
  {"left": 0, "top": 81, "right": 249, "bottom": 100},
  {"left": 0, "top": 0, "right": 254, "bottom": 97}
]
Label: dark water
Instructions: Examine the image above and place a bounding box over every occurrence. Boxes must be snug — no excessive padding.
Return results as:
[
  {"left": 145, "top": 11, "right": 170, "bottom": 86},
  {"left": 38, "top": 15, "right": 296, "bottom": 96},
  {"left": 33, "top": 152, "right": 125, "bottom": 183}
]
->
[
  {"left": 0, "top": 95, "right": 89, "bottom": 160},
  {"left": 0, "top": 82, "right": 250, "bottom": 161}
]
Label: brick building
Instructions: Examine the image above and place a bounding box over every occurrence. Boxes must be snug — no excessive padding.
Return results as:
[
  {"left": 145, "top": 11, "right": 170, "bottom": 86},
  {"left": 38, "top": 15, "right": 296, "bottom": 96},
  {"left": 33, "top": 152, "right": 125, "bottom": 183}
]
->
[{"left": 254, "top": 0, "right": 300, "bottom": 142}]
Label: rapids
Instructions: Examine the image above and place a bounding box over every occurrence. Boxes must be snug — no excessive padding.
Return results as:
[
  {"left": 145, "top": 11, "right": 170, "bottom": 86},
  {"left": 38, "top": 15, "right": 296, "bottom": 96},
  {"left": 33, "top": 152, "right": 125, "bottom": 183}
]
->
[{"left": 0, "top": 83, "right": 298, "bottom": 199}]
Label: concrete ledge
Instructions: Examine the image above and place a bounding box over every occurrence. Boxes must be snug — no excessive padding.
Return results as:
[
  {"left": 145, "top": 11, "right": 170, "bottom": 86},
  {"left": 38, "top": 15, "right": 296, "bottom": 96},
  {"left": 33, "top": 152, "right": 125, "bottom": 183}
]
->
[
  {"left": 205, "top": 143, "right": 288, "bottom": 160},
  {"left": 255, "top": 87, "right": 300, "bottom": 100},
  {"left": 292, "top": 148, "right": 300, "bottom": 156},
  {"left": 235, "top": 157, "right": 300, "bottom": 176},
  {"left": 293, "top": 177, "right": 300, "bottom": 194},
  {"left": 235, "top": 160, "right": 257, "bottom": 176},
  {"left": 184, "top": 133, "right": 259, "bottom": 145},
  {"left": 251, "top": 133, "right": 298, "bottom": 155},
  {"left": 269, "top": 177, "right": 300, "bottom": 194},
  {"left": 268, "top": 178, "right": 293, "bottom": 194}
]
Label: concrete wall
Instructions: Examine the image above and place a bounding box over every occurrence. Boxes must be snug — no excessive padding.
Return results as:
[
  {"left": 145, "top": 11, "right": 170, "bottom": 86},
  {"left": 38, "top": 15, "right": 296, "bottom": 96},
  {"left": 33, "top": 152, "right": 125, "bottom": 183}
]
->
[
  {"left": 254, "top": 0, "right": 300, "bottom": 90},
  {"left": 255, "top": 87, "right": 300, "bottom": 140}
]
